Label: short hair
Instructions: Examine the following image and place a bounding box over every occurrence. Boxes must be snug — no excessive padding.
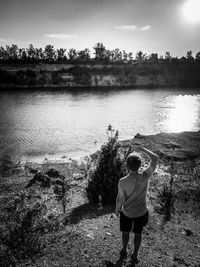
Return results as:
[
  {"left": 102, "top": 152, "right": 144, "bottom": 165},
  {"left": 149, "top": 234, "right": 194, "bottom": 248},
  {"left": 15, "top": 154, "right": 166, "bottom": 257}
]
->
[{"left": 126, "top": 153, "right": 141, "bottom": 172}]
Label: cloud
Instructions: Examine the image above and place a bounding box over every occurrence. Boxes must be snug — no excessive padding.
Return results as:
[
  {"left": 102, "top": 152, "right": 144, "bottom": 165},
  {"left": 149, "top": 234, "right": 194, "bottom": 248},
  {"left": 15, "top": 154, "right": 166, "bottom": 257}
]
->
[
  {"left": 45, "top": 34, "right": 77, "bottom": 40},
  {"left": 114, "top": 24, "right": 152, "bottom": 32},
  {"left": 114, "top": 25, "right": 138, "bottom": 31},
  {"left": 139, "top": 25, "right": 151, "bottom": 31}
]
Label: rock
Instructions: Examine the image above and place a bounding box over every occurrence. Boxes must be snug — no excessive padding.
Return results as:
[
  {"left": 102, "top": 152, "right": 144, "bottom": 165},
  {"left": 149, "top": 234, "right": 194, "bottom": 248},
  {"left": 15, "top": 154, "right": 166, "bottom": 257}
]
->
[
  {"left": 184, "top": 229, "right": 193, "bottom": 236},
  {"left": 46, "top": 168, "right": 60, "bottom": 178},
  {"left": 134, "top": 133, "right": 144, "bottom": 139},
  {"left": 105, "top": 232, "right": 112, "bottom": 236},
  {"left": 26, "top": 173, "right": 51, "bottom": 188},
  {"left": 86, "top": 234, "right": 94, "bottom": 239}
]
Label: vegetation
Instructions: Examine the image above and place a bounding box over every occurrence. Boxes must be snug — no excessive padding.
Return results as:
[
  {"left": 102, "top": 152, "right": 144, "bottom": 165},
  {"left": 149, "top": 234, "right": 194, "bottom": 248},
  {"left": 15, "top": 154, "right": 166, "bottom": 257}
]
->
[
  {"left": 0, "top": 167, "right": 72, "bottom": 266},
  {"left": 0, "top": 42, "right": 200, "bottom": 65},
  {"left": 86, "top": 125, "right": 126, "bottom": 204},
  {"left": 0, "top": 42, "right": 200, "bottom": 88},
  {"left": 156, "top": 160, "right": 175, "bottom": 221},
  {"left": 0, "top": 191, "right": 46, "bottom": 267},
  {"left": 26, "top": 168, "right": 70, "bottom": 214}
]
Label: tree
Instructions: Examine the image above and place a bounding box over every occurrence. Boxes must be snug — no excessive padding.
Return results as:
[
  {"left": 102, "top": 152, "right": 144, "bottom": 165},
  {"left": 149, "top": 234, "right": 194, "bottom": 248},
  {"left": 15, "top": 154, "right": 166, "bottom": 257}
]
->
[
  {"left": 135, "top": 51, "right": 147, "bottom": 62},
  {"left": 149, "top": 53, "right": 158, "bottom": 63},
  {"left": 113, "top": 48, "right": 122, "bottom": 63},
  {"left": 186, "top": 50, "right": 194, "bottom": 61},
  {"left": 109, "top": 50, "right": 115, "bottom": 63},
  {"left": 5, "top": 44, "right": 18, "bottom": 62},
  {"left": 56, "top": 48, "right": 67, "bottom": 62},
  {"left": 35, "top": 48, "right": 43, "bottom": 62},
  {"left": 27, "top": 44, "right": 35, "bottom": 61},
  {"left": 0, "top": 46, "right": 7, "bottom": 61},
  {"left": 165, "top": 51, "right": 172, "bottom": 62},
  {"left": 122, "top": 50, "right": 128, "bottom": 63},
  {"left": 86, "top": 125, "right": 126, "bottom": 204},
  {"left": 93, "top": 42, "right": 107, "bottom": 63},
  {"left": 44, "top": 45, "right": 56, "bottom": 63},
  {"left": 180, "top": 56, "right": 187, "bottom": 63},
  {"left": 21, "top": 48, "right": 28, "bottom": 62},
  {"left": 128, "top": 52, "right": 133, "bottom": 63},
  {"left": 68, "top": 48, "right": 77, "bottom": 62},
  {"left": 77, "top": 48, "right": 91, "bottom": 64},
  {"left": 195, "top": 51, "right": 200, "bottom": 61}
]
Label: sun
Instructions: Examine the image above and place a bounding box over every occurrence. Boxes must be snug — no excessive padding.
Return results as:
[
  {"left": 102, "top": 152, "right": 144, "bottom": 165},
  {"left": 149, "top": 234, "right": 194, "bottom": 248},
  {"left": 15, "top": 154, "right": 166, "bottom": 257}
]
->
[{"left": 182, "top": 0, "right": 200, "bottom": 23}]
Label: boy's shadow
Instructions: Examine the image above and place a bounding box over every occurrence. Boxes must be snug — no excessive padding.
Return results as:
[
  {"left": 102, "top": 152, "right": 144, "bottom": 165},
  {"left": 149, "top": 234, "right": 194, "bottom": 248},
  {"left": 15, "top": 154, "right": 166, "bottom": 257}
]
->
[
  {"left": 103, "top": 255, "right": 129, "bottom": 267},
  {"left": 103, "top": 256, "right": 137, "bottom": 267}
]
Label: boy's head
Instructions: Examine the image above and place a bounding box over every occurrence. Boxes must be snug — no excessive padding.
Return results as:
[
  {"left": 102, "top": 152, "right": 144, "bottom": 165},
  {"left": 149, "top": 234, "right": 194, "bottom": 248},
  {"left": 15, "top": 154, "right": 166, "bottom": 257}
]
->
[{"left": 126, "top": 153, "right": 141, "bottom": 172}]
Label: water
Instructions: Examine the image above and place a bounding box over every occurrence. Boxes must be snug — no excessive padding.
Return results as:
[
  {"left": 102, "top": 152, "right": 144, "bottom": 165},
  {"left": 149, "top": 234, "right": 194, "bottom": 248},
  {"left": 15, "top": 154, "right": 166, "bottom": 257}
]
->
[{"left": 0, "top": 88, "right": 200, "bottom": 163}]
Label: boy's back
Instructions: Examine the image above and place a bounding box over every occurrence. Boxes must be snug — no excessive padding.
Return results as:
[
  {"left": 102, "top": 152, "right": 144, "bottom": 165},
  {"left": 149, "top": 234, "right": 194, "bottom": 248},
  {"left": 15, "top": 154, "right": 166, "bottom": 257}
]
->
[{"left": 120, "top": 171, "right": 149, "bottom": 218}]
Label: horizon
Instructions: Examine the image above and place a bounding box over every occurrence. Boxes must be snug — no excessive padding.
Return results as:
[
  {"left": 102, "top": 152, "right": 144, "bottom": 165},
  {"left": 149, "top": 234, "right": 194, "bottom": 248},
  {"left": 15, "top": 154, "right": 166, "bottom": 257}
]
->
[{"left": 0, "top": 0, "right": 200, "bottom": 58}]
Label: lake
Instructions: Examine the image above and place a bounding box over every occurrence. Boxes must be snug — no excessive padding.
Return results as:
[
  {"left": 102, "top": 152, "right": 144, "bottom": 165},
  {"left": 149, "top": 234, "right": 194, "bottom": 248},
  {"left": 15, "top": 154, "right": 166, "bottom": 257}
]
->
[{"left": 0, "top": 88, "right": 200, "bottom": 163}]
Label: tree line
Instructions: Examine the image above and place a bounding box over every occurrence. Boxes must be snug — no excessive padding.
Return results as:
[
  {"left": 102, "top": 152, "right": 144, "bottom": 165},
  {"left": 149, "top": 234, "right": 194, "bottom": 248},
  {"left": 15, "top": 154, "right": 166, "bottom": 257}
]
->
[{"left": 0, "top": 42, "right": 200, "bottom": 64}]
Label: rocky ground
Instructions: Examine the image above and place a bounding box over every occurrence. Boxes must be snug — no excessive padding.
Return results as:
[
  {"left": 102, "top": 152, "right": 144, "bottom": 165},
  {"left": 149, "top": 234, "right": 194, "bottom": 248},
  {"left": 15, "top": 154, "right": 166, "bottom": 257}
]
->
[{"left": 0, "top": 131, "right": 200, "bottom": 267}]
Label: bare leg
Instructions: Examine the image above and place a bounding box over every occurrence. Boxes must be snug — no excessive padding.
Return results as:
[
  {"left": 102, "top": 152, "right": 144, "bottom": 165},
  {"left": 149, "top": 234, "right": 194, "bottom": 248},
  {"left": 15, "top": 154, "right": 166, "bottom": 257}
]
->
[
  {"left": 132, "top": 233, "right": 142, "bottom": 261},
  {"left": 122, "top": 232, "right": 130, "bottom": 253}
]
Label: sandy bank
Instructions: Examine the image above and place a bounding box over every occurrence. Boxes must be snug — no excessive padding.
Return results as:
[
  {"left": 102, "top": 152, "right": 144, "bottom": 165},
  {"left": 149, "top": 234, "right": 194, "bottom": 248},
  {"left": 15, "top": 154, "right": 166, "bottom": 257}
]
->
[{"left": 120, "top": 130, "right": 200, "bottom": 160}]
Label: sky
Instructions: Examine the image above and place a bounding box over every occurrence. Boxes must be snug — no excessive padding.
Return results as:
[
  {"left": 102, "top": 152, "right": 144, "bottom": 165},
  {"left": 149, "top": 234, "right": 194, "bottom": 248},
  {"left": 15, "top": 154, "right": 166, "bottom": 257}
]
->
[{"left": 0, "top": 0, "right": 200, "bottom": 57}]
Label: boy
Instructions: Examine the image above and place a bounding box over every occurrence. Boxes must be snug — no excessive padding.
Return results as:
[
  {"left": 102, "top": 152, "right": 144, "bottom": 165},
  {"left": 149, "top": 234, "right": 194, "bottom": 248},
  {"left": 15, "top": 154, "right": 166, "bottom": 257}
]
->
[{"left": 116, "top": 146, "right": 159, "bottom": 264}]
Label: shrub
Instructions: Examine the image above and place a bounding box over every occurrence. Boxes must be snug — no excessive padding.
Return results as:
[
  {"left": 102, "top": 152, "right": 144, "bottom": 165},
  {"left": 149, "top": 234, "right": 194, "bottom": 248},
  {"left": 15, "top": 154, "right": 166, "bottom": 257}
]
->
[
  {"left": 0, "top": 191, "right": 46, "bottom": 266},
  {"left": 156, "top": 161, "right": 175, "bottom": 221},
  {"left": 26, "top": 168, "right": 70, "bottom": 214},
  {"left": 53, "top": 175, "right": 70, "bottom": 214},
  {"left": 86, "top": 125, "right": 125, "bottom": 204}
]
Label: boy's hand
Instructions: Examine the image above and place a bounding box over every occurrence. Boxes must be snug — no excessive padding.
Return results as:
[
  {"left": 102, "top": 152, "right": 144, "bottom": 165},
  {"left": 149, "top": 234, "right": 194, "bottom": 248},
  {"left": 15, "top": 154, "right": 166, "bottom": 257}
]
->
[
  {"left": 115, "top": 209, "right": 120, "bottom": 217},
  {"left": 134, "top": 146, "right": 143, "bottom": 153}
]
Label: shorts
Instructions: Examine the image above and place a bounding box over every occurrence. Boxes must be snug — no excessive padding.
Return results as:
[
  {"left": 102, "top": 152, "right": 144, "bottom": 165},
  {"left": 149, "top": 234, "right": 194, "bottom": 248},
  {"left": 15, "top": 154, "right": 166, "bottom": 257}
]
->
[{"left": 120, "top": 211, "right": 149, "bottom": 234}]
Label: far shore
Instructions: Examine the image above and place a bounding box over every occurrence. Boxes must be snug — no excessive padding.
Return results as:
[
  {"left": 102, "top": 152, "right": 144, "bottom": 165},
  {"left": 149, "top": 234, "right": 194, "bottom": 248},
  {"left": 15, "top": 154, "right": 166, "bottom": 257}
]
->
[
  {"left": 1, "top": 85, "right": 200, "bottom": 92},
  {"left": 1, "top": 61, "right": 200, "bottom": 89}
]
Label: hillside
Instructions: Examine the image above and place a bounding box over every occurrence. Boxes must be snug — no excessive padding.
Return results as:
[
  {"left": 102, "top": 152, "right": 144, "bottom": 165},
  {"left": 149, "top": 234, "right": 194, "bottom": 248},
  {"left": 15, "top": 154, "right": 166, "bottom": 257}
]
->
[
  {"left": 0, "top": 61, "right": 200, "bottom": 89},
  {"left": 0, "top": 131, "right": 200, "bottom": 266}
]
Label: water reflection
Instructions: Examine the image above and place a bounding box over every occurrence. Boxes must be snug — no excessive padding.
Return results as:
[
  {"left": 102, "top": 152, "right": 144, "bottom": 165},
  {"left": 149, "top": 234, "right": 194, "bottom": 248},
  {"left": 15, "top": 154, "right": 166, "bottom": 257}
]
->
[
  {"left": 0, "top": 89, "right": 200, "bottom": 162},
  {"left": 160, "top": 95, "right": 200, "bottom": 132}
]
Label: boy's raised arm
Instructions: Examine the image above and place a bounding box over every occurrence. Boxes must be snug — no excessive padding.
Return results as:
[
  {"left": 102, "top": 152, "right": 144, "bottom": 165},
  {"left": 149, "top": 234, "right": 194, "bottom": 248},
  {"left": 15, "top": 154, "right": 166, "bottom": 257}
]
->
[{"left": 134, "top": 146, "right": 159, "bottom": 177}]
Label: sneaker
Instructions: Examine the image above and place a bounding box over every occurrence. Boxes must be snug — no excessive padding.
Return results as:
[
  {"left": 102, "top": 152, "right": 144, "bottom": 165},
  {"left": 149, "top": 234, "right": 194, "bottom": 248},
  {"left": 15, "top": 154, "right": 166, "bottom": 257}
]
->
[
  {"left": 131, "top": 254, "right": 139, "bottom": 264},
  {"left": 120, "top": 249, "right": 127, "bottom": 258}
]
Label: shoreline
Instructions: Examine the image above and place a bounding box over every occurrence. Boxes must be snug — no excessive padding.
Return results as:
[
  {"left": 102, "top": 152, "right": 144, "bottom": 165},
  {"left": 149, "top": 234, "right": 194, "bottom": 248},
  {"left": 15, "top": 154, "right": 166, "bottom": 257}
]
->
[
  {"left": 120, "top": 130, "right": 200, "bottom": 160},
  {"left": 1, "top": 130, "right": 200, "bottom": 192},
  {"left": 3, "top": 130, "right": 200, "bottom": 168},
  {"left": 1, "top": 85, "right": 200, "bottom": 91}
]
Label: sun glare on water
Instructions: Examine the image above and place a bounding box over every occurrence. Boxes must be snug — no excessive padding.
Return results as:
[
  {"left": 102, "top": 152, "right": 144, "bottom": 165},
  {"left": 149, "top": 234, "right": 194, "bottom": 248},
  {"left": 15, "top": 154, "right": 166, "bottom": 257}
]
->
[
  {"left": 182, "top": 0, "right": 200, "bottom": 23},
  {"left": 166, "top": 95, "right": 199, "bottom": 133}
]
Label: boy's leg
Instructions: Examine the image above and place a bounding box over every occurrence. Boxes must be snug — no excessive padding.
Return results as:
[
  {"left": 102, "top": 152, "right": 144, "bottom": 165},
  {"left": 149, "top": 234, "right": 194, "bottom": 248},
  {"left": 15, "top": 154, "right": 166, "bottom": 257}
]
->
[
  {"left": 131, "top": 211, "right": 148, "bottom": 262},
  {"left": 122, "top": 231, "right": 130, "bottom": 253},
  {"left": 119, "top": 212, "right": 133, "bottom": 256},
  {"left": 131, "top": 233, "right": 142, "bottom": 261}
]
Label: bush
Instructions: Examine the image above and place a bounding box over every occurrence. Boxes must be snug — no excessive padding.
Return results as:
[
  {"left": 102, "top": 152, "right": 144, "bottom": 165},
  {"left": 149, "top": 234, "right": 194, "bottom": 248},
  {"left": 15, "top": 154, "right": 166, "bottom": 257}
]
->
[
  {"left": 86, "top": 125, "right": 126, "bottom": 204},
  {"left": 156, "top": 161, "right": 175, "bottom": 221},
  {"left": 157, "top": 183, "right": 175, "bottom": 221},
  {"left": 0, "top": 191, "right": 46, "bottom": 266},
  {"left": 26, "top": 168, "right": 70, "bottom": 214}
]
